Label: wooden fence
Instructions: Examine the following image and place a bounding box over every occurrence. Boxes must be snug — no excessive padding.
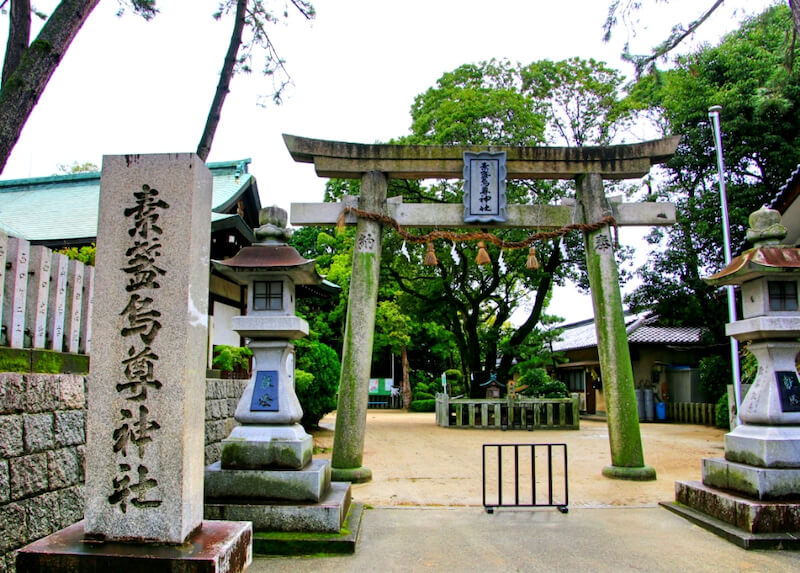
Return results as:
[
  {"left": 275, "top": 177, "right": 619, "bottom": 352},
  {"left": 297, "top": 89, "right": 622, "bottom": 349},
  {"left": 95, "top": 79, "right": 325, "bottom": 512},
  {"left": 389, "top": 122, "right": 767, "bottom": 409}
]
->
[
  {"left": 0, "top": 235, "right": 94, "bottom": 354},
  {"left": 666, "top": 402, "right": 716, "bottom": 426},
  {"left": 435, "top": 394, "right": 580, "bottom": 430}
]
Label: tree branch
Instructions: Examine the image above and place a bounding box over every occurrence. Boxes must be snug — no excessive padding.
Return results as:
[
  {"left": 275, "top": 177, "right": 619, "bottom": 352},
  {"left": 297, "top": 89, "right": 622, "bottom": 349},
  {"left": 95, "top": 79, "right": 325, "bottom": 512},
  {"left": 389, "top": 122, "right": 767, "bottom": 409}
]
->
[
  {"left": 2, "top": 0, "right": 31, "bottom": 86},
  {"left": 633, "top": 0, "right": 724, "bottom": 76},
  {"left": 196, "top": 0, "right": 247, "bottom": 161},
  {"left": 0, "top": 0, "right": 101, "bottom": 173}
]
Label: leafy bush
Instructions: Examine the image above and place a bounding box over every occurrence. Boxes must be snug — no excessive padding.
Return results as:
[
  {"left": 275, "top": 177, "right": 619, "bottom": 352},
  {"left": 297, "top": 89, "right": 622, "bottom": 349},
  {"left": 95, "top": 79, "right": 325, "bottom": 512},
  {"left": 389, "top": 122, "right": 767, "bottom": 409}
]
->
[
  {"left": 444, "top": 369, "right": 465, "bottom": 395},
  {"left": 212, "top": 345, "right": 253, "bottom": 373},
  {"left": 516, "top": 368, "right": 568, "bottom": 398},
  {"left": 414, "top": 382, "right": 430, "bottom": 394},
  {"left": 699, "top": 354, "right": 731, "bottom": 402},
  {"left": 295, "top": 339, "right": 341, "bottom": 430},
  {"left": 715, "top": 392, "right": 730, "bottom": 430},
  {"left": 409, "top": 399, "right": 436, "bottom": 412},
  {"left": 413, "top": 391, "right": 435, "bottom": 401},
  {"left": 57, "top": 243, "right": 96, "bottom": 266}
]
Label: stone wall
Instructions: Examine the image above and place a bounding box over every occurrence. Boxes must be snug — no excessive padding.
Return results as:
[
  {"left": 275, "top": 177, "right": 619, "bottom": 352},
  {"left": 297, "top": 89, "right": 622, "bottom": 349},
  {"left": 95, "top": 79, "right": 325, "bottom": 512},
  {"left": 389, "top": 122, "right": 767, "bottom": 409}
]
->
[
  {"left": 205, "top": 378, "right": 249, "bottom": 465},
  {"left": 0, "top": 374, "right": 85, "bottom": 572},
  {"left": 0, "top": 373, "right": 246, "bottom": 572}
]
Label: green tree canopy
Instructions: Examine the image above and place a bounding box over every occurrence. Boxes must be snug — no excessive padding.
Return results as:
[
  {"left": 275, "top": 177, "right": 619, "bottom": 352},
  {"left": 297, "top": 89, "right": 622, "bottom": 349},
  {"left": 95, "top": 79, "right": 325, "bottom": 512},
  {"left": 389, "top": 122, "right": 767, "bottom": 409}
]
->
[
  {"left": 377, "top": 58, "right": 634, "bottom": 395},
  {"left": 625, "top": 4, "right": 800, "bottom": 336}
]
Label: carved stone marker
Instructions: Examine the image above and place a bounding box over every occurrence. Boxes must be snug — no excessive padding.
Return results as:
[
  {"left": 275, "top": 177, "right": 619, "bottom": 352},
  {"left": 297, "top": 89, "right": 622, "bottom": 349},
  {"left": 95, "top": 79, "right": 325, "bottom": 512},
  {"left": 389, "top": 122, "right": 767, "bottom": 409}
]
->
[
  {"left": 85, "top": 154, "right": 213, "bottom": 542},
  {"left": 17, "top": 154, "right": 251, "bottom": 572}
]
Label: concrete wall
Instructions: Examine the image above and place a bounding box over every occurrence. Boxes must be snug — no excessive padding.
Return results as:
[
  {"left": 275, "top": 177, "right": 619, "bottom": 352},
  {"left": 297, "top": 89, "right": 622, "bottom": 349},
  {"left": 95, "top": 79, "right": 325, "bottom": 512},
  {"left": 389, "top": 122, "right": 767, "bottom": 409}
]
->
[{"left": 0, "top": 373, "right": 246, "bottom": 572}]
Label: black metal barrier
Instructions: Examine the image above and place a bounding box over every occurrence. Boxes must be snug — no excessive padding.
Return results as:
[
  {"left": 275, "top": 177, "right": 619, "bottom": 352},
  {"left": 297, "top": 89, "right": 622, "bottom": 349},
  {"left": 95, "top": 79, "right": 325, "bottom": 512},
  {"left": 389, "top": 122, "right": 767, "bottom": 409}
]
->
[{"left": 482, "top": 443, "right": 568, "bottom": 514}]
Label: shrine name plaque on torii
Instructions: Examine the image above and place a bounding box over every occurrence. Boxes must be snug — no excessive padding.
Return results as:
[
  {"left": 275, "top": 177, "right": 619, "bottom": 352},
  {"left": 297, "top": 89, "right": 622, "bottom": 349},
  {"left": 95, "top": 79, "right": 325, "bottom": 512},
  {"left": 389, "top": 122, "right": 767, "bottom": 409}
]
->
[{"left": 285, "top": 133, "right": 680, "bottom": 484}]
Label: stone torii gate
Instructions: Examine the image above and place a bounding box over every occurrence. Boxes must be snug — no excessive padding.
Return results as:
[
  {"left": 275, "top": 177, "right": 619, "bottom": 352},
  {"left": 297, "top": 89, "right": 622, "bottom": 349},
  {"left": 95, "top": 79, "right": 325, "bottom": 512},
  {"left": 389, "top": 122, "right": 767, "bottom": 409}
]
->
[{"left": 285, "top": 133, "right": 680, "bottom": 483}]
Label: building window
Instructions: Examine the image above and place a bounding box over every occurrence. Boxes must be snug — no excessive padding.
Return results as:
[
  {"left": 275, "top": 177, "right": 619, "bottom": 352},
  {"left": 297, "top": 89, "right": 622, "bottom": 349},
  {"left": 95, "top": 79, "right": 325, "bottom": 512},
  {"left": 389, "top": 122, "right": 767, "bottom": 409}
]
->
[
  {"left": 253, "top": 281, "right": 283, "bottom": 311},
  {"left": 566, "top": 370, "right": 585, "bottom": 392},
  {"left": 768, "top": 281, "right": 798, "bottom": 312}
]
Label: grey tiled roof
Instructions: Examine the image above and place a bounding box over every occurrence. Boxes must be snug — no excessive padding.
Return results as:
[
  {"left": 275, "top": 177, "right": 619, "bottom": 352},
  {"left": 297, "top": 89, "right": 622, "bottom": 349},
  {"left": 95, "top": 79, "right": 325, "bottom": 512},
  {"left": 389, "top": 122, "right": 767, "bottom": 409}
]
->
[
  {"left": 627, "top": 325, "right": 705, "bottom": 345},
  {"left": 552, "top": 314, "right": 707, "bottom": 352}
]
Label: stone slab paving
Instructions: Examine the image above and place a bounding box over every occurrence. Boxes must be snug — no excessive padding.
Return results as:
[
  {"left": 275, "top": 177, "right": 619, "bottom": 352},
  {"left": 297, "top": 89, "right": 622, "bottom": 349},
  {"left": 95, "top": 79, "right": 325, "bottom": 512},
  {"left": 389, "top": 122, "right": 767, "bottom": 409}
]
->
[{"left": 250, "top": 506, "right": 800, "bottom": 572}]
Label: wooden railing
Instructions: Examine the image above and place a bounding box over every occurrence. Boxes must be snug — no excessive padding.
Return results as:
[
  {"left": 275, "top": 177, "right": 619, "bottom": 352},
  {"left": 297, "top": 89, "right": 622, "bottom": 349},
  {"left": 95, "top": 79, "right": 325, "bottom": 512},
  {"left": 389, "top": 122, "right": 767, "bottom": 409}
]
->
[
  {"left": 0, "top": 235, "right": 93, "bottom": 354},
  {"left": 435, "top": 394, "right": 580, "bottom": 430},
  {"left": 666, "top": 402, "right": 716, "bottom": 426}
]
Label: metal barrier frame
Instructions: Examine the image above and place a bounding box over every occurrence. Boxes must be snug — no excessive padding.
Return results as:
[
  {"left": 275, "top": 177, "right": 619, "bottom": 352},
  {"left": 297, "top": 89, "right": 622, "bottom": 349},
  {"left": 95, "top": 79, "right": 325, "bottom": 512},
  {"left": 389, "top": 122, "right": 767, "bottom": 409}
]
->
[{"left": 482, "top": 443, "right": 568, "bottom": 514}]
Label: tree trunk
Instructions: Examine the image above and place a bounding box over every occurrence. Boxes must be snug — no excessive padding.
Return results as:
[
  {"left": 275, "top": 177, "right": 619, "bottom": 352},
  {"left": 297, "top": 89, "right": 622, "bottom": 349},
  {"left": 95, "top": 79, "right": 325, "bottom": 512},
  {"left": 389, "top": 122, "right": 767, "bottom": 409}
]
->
[
  {"left": 2, "top": 0, "right": 31, "bottom": 86},
  {"left": 790, "top": 0, "right": 800, "bottom": 37},
  {"left": 495, "top": 239, "right": 562, "bottom": 383},
  {"left": 0, "top": 0, "right": 100, "bottom": 174},
  {"left": 196, "top": 0, "right": 247, "bottom": 161},
  {"left": 401, "top": 344, "right": 411, "bottom": 409}
]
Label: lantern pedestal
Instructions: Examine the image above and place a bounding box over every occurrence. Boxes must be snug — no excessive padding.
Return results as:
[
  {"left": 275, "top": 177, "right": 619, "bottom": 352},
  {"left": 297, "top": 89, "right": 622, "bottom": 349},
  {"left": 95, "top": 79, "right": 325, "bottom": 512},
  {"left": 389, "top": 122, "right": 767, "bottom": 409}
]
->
[
  {"left": 203, "top": 207, "right": 359, "bottom": 552},
  {"left": 662, "top": 206, "right": 800, "bottom": 549}
]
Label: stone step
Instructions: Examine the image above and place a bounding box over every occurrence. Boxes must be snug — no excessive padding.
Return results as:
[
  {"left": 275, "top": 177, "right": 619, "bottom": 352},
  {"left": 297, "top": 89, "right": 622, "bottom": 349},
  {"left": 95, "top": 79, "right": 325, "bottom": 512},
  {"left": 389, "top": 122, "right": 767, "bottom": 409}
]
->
[
  {"left": 660, "top": 501, "right": 800, "bottom": 550},
  {"left": 675, "top": 480, "right": 800, "bottom": 534},
  {"left": 205, "top": 458, "right": 331, "bottom": 502},
  {"left": 702, "top": 457, "right": 800, "bottom": 500},
  {"left": 205, "top": 481, "right": 352, "bottom": 533}
]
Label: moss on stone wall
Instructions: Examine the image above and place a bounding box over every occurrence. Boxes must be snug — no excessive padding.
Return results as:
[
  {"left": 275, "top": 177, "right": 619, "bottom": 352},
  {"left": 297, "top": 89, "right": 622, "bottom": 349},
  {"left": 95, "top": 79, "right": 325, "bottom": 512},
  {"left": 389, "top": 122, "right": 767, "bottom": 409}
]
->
[{"left": 0, "top": 348, "right": 88, "bottom": 374}]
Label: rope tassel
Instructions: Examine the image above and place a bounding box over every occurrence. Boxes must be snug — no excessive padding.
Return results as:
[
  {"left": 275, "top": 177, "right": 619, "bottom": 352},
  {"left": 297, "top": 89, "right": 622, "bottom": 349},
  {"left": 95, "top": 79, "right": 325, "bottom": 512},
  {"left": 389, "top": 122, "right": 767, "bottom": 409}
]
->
[
  {"left": 424, "top": 242, "right": 438, "bottom": 266},
  {"left": 526, "top": 246, "right": 539, "bottom": 270},
  {"left": 476, "top": 241, "right": 491, "bottom": 265},
  {"left": 335, "top": 209, "right": 347, "bottom": 234}
]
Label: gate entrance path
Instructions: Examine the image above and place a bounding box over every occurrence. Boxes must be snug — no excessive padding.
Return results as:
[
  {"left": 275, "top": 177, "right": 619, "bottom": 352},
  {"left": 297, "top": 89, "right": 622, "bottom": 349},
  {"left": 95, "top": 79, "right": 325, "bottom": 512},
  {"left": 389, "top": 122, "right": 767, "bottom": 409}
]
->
[{"left": 284, "top": 134, "right": 680, "bottom": 483}]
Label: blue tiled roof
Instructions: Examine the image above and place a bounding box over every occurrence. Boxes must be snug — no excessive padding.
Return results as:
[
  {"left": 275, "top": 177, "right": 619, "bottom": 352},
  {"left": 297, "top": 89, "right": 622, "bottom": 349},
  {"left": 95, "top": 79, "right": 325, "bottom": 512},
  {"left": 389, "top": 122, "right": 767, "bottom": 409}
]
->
[{"left": 0, "top": 159, "right": 255, "bottom": 242}]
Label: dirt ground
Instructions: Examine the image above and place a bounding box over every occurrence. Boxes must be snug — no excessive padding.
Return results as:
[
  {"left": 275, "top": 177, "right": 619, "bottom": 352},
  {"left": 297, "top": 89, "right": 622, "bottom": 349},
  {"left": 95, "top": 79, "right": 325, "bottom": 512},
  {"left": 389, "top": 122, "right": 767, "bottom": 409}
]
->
[{"left": 310, "top": 410, "right": 726, "bottom": 508}]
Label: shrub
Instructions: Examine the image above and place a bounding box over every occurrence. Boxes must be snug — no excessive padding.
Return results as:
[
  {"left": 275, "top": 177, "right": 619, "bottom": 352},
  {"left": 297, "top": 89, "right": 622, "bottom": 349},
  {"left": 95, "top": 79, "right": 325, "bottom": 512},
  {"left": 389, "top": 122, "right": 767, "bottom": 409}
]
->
[
  {"left": 414, "top": 382, "right": 430, "bottom": 394},
  {"left": 699, "top": 354, "right": 731, "bottom": 402},
  {"left": 295, "top": 339, "right": 341, "bottom": 430},
  {"left": 57, "top": 243, "right": 96, "bottom": 266},
  {"left": 715, "top": 392, "right": 730, "bottom": 430},
  {"left": 413, "top": 391, "right": 435, "bottom": 401},
  {"left": 444, "top": 369, "right": 465, "bottom": 395},
  {"left": 212, "top": 345, "right": 253, "bottom": 373},
  {"left": 516, "top": 368, "right": 568, "bottom": 398},
  {"left": 409, "top": 399, "right": 436, "bottom": 412}
]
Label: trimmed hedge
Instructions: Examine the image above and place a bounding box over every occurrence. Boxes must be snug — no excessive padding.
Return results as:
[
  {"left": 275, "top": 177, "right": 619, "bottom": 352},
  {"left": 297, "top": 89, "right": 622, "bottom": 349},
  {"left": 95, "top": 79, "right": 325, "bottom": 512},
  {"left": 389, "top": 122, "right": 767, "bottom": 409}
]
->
[{"left": 409, "top": 399, "right": 436, "bottom": 412}]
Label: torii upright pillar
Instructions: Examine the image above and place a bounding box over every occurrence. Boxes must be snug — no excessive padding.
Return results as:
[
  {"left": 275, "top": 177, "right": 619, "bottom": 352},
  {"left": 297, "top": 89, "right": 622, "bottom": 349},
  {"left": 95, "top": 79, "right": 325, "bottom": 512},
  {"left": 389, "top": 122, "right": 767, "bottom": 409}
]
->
[
  {"left": 578, "top": 173, "right": 654, "bottom": 480},
  {"left": 285, "top": 134, "right": 678, "bottom": 483},
  {"left": 330, "top": 171, "right": 387, "bottom": 483}
]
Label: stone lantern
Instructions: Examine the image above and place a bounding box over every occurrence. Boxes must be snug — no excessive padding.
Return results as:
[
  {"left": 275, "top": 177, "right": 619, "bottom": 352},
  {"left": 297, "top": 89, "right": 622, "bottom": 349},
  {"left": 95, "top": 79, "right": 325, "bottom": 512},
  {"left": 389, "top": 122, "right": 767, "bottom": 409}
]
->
[
  {"left": 204, "top": 206, "right": 354, "bottom": 537},
  {"left": 213, "top": 205, "right": 317, "bottom": 466},
  {"left": 664, "top": 206, "right": 800, "bottom": 548}
]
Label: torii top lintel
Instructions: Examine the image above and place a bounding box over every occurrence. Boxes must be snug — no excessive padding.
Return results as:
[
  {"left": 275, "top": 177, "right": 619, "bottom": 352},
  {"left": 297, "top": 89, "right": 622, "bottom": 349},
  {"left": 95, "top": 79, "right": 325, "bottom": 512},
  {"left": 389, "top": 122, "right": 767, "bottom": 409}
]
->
[{"left": 282, "top": 134, "right": 681, "bottom": 180}]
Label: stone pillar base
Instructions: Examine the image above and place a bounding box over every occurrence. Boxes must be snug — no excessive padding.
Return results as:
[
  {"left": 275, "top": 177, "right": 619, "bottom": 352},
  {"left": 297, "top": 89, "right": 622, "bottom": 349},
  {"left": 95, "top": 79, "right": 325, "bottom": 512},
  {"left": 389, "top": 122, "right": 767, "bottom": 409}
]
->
[
  {"left": 602, "top": 464, "right": 656, "bottom": 481},
  {"left": 16, "top": 520, "right": 252, "bottom": 573},
  {"left": 331, "top": 465, "right": 373, "bottom": 483},
  {"left": 221, "top": 424, "right": 312, "bottom": 469},
  {"left": 205, "top": 459, "right": 331, "bottom": 502},
  {"left": 724, "top": 424, "right": 800, "bottom": 468}
]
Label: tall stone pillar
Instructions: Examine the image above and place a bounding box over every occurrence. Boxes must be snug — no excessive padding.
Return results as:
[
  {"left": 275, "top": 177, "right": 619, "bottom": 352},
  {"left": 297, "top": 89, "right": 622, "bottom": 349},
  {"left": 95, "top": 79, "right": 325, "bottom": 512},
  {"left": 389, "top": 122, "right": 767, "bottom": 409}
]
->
[
  {"left": 331, "top": 171, "right": 387, "bottom": 483},
  {"left": 577, "top": 173, "right": 656, "bottom": 481},
  {"left": 16, "top": 154, "right": 251, "bottom": 572}
]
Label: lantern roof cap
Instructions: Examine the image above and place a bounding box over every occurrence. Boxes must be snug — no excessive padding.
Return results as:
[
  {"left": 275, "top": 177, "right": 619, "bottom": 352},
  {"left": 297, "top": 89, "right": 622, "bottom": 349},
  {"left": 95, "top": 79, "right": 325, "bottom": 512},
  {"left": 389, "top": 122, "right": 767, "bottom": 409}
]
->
[
  {"left": 212, "top": 244, "right": 324, "bottom": 285},
  {"left": 705, "top": 206, "right": 800, "bottom": 286}
]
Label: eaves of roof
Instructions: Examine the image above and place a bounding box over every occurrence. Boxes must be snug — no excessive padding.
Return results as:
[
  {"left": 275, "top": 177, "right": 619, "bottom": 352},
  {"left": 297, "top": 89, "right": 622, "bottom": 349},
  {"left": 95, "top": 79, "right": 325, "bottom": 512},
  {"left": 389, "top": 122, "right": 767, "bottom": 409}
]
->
[
  {"left": 772, "top": 164, "right": 800, "bottom": 213},
  {"left": 552, "top": 314, "right": 708, "bottom": 352},
  {"left": 0, "top": 159, "right": 255, "bottom": 242}
]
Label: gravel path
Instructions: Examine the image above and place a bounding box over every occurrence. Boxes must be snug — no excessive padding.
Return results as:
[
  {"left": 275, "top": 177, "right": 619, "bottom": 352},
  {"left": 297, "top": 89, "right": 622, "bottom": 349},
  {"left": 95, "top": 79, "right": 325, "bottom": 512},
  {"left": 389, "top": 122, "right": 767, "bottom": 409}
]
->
[{"left": 310, "top": 410, "right": 726, "bottom": 507}]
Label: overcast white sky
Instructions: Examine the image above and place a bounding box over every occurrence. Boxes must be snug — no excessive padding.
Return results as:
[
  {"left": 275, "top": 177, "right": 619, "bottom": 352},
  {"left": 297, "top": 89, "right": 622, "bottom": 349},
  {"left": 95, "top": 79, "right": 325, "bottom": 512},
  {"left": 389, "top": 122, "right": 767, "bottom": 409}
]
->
[{"left": 0, "top": 0, "right": 777, "bottom": 322}]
